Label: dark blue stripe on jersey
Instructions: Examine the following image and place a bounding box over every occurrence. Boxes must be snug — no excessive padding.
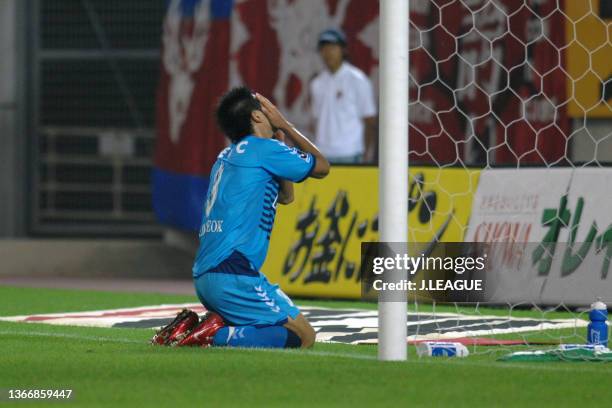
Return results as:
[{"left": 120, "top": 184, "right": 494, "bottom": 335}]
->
[
  {"left": 260, "top": 180, "right": 279, "bottom": 236},
  {"left": 259, "top": 225, "right": 273, "bottom": 233},
  {"left": 200, "top": 251, "right": 259, "bottom": 277},
  {"left": 260, "top": 217, "right": 273, "bottom": 225}
]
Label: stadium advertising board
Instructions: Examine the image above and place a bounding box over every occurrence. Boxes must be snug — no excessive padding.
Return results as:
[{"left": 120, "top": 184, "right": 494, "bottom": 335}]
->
[
  {"left": 465, "top": 168, "right": 612, "bottom": 305},
  {"left": 263, "top": 166, "right": 480, "bottom": 298}
]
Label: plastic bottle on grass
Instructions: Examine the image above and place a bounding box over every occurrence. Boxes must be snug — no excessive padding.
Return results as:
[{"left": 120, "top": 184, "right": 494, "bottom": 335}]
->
[
  {"left": 587, "top": 299, "right": 608, "bottom": 347},
  {"left": 415, "top": 342, "right": 469, "bottom": 357}
]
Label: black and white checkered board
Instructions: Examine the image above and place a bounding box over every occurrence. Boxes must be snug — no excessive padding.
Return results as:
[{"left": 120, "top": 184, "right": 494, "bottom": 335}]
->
[{"left": 0, "top": 303, "right": 584, "bottom": 344}]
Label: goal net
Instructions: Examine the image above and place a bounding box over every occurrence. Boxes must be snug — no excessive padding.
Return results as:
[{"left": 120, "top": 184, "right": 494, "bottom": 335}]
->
[{"left": 400, "top": 0, "right": 611, "bottom": 357}]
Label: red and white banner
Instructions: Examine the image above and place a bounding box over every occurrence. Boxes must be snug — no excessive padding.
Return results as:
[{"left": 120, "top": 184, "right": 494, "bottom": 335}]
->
[{"left": 154, "top": 0, "right": 571, "bottom": 176}]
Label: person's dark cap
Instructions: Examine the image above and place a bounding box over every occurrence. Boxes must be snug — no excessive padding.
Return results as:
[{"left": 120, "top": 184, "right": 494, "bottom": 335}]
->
[{"left": 317, "top": 28, "right": 347, "bottom": 48}]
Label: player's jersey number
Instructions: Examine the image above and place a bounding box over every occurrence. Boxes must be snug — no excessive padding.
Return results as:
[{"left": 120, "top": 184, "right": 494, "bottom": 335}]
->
[{"left": 205, "top": 163, "right": 225, "bottom": 217}]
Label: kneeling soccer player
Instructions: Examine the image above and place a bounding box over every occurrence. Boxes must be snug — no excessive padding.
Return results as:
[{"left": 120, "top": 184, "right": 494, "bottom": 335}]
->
[{"left": 152, "top": 87, "right": 330, "bottom": 349}]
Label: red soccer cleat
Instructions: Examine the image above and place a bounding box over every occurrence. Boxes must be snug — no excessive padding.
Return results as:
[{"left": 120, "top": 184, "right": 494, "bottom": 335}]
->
[
  {"left": 151, "top": 309, "right": 200, "bottom": 346},
  {"left": 175, "top": 312, "right": 225, "bottom": 347}
]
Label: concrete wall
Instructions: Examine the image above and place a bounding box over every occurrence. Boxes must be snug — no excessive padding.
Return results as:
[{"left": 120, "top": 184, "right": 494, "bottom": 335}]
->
[
  {"left": 0, "top": 239, "right": 194, "bottom": 278},
  {"left": 0, "top": 0, "right": 27, "bottom": 237}
]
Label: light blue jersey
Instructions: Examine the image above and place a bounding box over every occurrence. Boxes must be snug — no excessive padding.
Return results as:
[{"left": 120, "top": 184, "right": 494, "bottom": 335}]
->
[{"left": 192, "top": 135, "right": 315, "bottom": 278}]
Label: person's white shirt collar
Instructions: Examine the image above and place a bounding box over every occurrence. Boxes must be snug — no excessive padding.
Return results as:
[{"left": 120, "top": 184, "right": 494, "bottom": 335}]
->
[{"left": 327, "top": 62, "right": 348, "bottom": 78}]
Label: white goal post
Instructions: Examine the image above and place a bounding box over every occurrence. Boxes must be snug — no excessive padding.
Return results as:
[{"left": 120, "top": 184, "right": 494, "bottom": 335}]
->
[
  {"left": 378, "top": 0, "right": 409, "bottom": 361},
  {"left": 375, "top": 0, "right": 612, "bottom": 361}
]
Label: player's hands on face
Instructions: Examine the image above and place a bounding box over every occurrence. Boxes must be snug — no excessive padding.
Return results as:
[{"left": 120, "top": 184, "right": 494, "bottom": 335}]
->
[{"left": 255, "top": 93, "right": 289, "bottom": 130}]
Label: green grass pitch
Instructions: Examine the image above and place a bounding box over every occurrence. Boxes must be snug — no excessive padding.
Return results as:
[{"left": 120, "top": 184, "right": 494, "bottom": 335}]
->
[{"left": 0, "top": 286, "right": 610, "bottom": 407}]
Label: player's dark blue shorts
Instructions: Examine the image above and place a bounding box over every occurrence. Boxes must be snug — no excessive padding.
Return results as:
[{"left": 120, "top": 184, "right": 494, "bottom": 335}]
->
[{"left": 194, "top": 251, "right": 300, "bottom": 327}]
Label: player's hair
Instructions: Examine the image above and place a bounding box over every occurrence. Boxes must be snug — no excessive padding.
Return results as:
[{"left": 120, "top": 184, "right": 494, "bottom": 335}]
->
[{"left": 216, "top": 86, "right": 262, "bottom": 143}]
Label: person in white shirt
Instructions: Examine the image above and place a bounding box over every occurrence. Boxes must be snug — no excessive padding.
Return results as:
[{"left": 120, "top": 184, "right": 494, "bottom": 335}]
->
[{"left": 310, "top": 29, "right": 377, "bottom": 164}]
